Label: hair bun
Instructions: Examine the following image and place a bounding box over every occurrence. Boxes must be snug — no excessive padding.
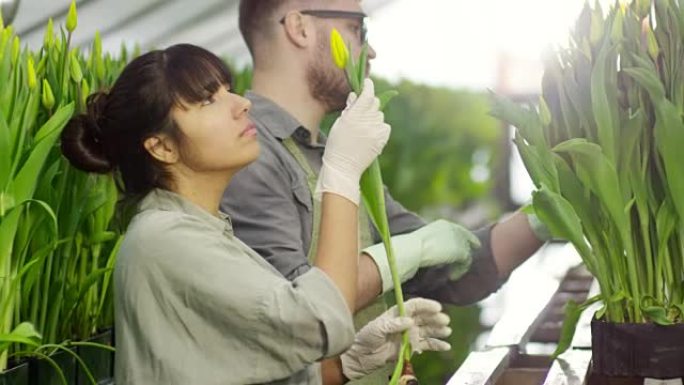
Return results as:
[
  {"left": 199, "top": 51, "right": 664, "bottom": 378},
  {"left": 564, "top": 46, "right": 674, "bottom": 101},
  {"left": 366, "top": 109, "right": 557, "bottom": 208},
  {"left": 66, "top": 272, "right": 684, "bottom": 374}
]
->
[{"left": 60, "top": 92, "right": 114, "bottom": 174}]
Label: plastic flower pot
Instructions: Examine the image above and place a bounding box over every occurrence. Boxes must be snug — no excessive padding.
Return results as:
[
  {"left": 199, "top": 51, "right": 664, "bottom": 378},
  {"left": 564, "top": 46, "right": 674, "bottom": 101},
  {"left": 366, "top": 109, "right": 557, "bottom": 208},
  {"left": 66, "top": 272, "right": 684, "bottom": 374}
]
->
[
  {"left": 76, "top": 329, "right": 114, "bottom": 385},
  {"left": 0, "top": 360, "right": 30, "bottom": 385},
  {"left": 591, "top": 317, "right": 684, "bottom": 379},
  {"left": 32, "top": 349, "right": 77, "bottom": 385}
]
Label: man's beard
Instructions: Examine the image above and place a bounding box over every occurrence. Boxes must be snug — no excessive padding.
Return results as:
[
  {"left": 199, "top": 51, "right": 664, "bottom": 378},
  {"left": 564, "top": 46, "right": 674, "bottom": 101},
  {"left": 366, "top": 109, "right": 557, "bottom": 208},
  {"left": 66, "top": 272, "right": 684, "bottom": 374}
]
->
[{"left": 306, "top": 32, "right": 351, "bottom": 113}]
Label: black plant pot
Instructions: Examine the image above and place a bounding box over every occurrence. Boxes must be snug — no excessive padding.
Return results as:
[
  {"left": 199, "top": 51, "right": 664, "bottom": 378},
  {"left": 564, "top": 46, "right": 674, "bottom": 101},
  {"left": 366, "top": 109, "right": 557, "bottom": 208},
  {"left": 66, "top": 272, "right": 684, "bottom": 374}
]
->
[
  {"left": 76, "top": 329, "right": 114, "bottom": 385},
  {"left": 591, "top": 318, "right": 684, "bottom": 379},
  {"left": 0, "top": 360, "right": 30, "bottom": 385},
  {"left": 31, "top": 349, "right": 77, "bottom": 385}
]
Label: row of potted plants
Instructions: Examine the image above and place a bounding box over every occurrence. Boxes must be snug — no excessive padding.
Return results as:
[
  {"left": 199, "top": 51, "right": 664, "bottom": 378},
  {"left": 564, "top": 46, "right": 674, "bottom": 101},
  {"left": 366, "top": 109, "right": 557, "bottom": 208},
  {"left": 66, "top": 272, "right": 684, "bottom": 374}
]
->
[{"left": 0, "top": 2, "right": 126, "bottom": 383}]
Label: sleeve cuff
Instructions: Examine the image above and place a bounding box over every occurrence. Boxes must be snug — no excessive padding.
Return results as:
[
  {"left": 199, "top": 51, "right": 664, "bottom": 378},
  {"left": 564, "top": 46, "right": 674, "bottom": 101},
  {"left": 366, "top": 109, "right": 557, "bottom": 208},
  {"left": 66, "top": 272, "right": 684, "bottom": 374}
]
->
[
  {"left": 361, "top": 243, "right": 393, "bottom": 293},
  {"left": 527, "top": 211, "right": 552, "bottom": 242},
  {"left": 403, "top": 224, "right": 509, "bottom": 305},
  {"left": 452, "top": 224, "right": 510, "bottom": 297}
]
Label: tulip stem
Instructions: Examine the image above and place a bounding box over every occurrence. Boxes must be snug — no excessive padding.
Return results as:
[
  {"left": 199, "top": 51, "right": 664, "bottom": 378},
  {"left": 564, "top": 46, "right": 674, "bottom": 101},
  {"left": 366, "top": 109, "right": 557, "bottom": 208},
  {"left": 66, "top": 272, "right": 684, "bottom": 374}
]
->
[{"left": 329, "top": 29, "right": 413, "bottom": 384}]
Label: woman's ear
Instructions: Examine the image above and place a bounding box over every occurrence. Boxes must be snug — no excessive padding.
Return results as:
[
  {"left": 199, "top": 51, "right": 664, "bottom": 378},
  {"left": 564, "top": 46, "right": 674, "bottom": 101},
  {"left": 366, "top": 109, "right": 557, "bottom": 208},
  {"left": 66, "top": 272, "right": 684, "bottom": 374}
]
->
[
  {"left": 281, "top": 11, "right": 314, "bottom": 48},
  {"left": 144, "top": 134, "right": 179, "bottom": 164}
]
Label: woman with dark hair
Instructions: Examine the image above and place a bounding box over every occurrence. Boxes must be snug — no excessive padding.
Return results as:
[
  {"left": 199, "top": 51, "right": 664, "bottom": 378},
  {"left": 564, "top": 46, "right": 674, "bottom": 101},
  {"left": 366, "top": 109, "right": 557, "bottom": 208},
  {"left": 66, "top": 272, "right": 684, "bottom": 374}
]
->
[{"left": 60, "top": 44, "right": 451, "bottom": 385}]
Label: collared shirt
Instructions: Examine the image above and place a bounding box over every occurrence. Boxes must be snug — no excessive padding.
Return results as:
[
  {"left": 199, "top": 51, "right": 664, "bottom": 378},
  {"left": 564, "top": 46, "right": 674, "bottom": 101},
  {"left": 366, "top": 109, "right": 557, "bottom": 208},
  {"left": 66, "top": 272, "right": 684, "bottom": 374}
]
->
[
  {"left": 222, "top": 92, "right": 505, "bottom": 306},
  {"left": 114, "top": 189, "right": 355, "bottom": 385}
]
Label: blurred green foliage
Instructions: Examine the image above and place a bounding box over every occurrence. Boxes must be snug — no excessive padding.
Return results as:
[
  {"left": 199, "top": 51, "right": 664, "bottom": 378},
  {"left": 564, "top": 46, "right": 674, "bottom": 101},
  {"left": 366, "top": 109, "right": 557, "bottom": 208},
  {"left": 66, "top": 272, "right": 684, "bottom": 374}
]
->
[{"left": 372, "top": 78, "right": 502, "bottom": 213}]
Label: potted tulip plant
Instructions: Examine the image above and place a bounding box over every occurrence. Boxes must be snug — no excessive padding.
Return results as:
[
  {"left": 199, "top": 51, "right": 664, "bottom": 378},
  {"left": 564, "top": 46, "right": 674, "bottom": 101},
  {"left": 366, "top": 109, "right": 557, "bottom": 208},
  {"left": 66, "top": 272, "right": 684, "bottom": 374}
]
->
[{"left": 491, "top": 0, "right": 684, "bottom": 379}]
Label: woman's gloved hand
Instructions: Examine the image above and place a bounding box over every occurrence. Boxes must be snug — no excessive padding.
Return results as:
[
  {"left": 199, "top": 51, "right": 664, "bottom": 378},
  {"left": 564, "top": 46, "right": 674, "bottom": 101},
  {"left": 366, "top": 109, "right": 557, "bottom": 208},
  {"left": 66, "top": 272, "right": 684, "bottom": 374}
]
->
[
  {"left": 315, "top": 78, "right": 391, "bottom": 205},
  {"left": 340, "top": 298, "right": 452, "bottom": 380}
]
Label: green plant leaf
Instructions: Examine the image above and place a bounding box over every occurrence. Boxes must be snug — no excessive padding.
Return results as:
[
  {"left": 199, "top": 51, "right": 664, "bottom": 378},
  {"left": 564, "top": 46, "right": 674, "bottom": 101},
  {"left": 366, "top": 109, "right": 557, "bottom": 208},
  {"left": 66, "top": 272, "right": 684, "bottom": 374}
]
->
[
  {"left": 532, "top": 184, "right": 592, "bottom": 260},
  {"left": 19, "top": 240, "right": 59, "bottom": 295},
  {"left": 626, "top": 58, "right": 684, "bottom": 224},
  {"left": 356, "top": 43, "right": 368, "bottom": 87},
  {"left": 0, "top": 109, "right": 10, "bottom": 189},
  {"left": 97, "top": 235, "right": 123, "bottom": 320},
  {"left": 11, "top": 103, "right": 74, "bottom": 202},
  {"left": 591, "top": 40, "right": 620, "bottom": 157},
  {"left": 62, "top": 262, "right": 114, "bottom": 325},
  {"left": 87, "top": 231, "right": 116, "bottom": 245},
  {"left": 655, "top": 199, "right": 677, "bottom": 255},
  {"left": 552, "top": 139, "right": 629, "bottom": 243},
  {"left": 0, "top": 322, "right": 42, "bottom": 351},
  {"left": 552, "top": 294, "right": 602, "bottom": 358},
  {"left": 67, "top": 341, "right": 115, "bottom": 352},
  {"left": 641, "top": 305, "right": 673, "bottom": 325},
  {"left": 513, "top": 133, "right": 559, "bottom": 191},
  {"left": 674, "top": 304, "right": 684, "bottom": 321},
  {"left": 489, "top": 92, "right": 546, "bottom": 147},
  {"left": 360, "top": 162, "right": 388, "bottom": 235},
  {"left": 552, "top": 300, "right": 582, "bottom": 358}
]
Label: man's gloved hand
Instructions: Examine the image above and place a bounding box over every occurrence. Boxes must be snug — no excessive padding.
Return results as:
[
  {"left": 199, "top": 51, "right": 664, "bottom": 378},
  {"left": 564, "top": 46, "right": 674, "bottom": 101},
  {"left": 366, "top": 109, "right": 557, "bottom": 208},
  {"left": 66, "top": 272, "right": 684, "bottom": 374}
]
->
[
  {"left": 315, "top": 78, "right": 391, "bottom": 205},
  {"left": 363, "top": 219, "right": 481, "bottom": 293},
  {"left": 340, "top": 298, "right": 451, "bottom": 380}
]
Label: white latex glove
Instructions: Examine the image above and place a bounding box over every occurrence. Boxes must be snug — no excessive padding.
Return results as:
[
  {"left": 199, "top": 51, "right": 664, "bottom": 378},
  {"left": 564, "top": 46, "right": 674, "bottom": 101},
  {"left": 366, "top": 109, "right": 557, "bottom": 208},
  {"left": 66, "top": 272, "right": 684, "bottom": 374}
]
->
[
  {"left": 363, "top": 219, "right": 481, "bottom": 293},
  {"left": 340, "top": 298, "right": 452, "bottom": 381},
  {"left": 315, "top": 78, "right": 391, "bottom": 205}
]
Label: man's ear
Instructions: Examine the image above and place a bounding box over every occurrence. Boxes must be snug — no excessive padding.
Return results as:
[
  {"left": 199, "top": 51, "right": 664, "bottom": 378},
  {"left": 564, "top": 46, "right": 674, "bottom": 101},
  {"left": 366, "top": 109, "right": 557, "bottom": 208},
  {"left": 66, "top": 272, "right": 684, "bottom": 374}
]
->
[
  {"left": 144, "top": 134, "right": 179, "bottom": 164},
  {"left": 281, "top": 11, "right": 314, "bottom": 48}
]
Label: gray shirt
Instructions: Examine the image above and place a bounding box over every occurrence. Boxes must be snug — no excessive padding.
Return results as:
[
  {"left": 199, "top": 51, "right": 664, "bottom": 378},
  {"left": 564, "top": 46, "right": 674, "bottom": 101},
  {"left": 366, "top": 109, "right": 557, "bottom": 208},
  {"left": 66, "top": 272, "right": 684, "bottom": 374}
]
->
[
  {"left": 223, "top": 92, "right": 505, "bottom": 306},
  {"left": 114, "top": 189, "right": 355, "bottom": 385}
]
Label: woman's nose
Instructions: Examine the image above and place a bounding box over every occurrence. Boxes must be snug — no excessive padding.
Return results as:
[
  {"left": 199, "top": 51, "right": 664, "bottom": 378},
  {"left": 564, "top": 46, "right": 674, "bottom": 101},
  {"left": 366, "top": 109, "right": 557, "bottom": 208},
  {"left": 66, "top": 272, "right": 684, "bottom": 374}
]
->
[{"left": 233, "top": 94, "right": 252, "bottom": 117}]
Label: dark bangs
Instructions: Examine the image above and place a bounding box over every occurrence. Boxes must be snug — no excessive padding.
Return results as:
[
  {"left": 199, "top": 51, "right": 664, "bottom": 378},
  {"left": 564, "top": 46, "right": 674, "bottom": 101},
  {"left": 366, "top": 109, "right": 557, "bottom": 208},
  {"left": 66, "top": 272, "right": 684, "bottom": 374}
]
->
[{"left": 163, "top": 44, "right": 233, "bottom": 108}]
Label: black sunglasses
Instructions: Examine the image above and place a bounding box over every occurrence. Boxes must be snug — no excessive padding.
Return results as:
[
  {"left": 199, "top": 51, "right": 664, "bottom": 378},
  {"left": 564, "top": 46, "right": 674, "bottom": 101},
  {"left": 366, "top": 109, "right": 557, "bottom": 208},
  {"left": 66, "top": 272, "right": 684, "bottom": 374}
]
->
[{"left": 279, "top": 10, "right": 368, "bottom": 43}]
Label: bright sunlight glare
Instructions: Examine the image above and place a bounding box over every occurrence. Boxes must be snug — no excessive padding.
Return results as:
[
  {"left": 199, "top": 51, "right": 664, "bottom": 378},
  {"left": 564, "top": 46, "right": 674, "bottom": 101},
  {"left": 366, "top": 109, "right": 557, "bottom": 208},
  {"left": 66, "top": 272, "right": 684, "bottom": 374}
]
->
[{"left": 369, "top": 0, "right": 615, "bottom": 90}]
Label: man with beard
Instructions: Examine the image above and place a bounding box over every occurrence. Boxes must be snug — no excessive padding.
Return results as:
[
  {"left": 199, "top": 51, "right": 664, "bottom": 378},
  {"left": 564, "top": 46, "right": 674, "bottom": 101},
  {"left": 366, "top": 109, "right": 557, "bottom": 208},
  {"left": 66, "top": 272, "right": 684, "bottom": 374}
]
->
[{"left": 223, "top": 0, "right": 552, "bottom": 383}]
